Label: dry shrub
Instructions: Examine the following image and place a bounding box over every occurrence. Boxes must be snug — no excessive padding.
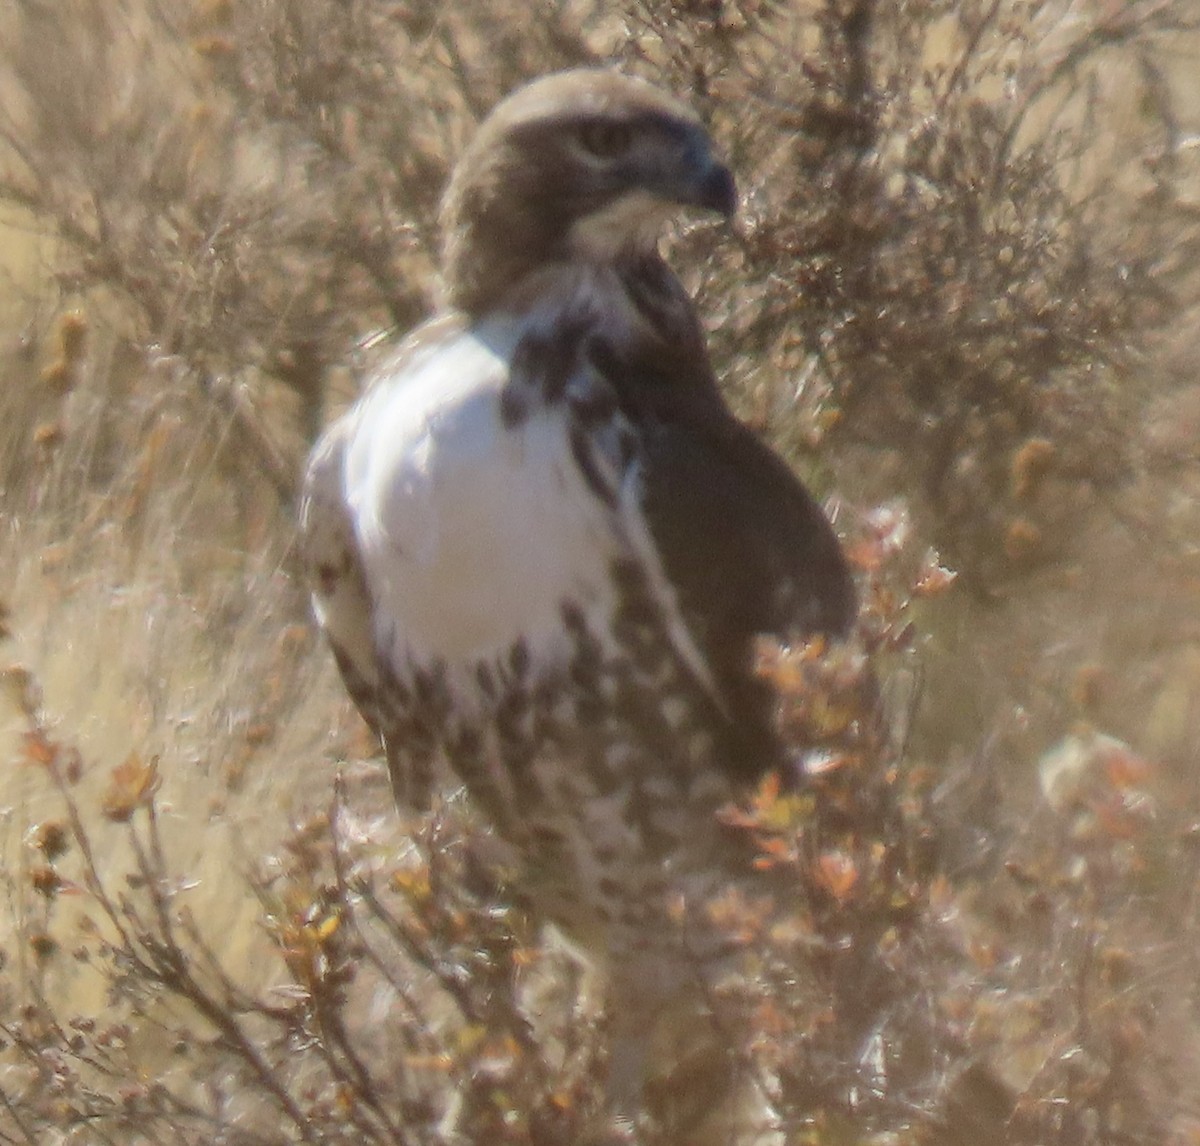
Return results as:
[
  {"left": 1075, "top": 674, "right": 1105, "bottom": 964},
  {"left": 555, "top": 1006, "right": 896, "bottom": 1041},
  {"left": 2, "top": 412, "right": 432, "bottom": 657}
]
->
[
  {"left": 0, "top": 675, "right": 597, "bottom": 1144},
  {"left": 1, "top": 0, "right": 1200, "bottom": 1143}
]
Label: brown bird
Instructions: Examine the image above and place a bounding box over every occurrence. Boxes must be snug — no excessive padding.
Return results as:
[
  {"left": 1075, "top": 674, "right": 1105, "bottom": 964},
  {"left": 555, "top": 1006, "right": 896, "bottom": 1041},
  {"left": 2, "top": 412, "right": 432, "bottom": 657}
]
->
[{"left": 300, "top": 68, "right": 854, "bottom": 1142}]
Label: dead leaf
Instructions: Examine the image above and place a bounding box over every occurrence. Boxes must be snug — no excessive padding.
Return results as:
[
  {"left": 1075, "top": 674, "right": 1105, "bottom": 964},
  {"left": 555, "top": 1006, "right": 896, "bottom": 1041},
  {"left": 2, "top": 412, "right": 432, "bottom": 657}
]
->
[{"left": 101, "top": 754, "right": 161, "bottom": 822}]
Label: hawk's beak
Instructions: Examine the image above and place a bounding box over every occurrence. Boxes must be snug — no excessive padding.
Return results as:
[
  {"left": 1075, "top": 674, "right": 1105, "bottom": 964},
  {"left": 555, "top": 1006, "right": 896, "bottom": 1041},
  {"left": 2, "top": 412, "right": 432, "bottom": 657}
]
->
[
  {"left": 665, "top": 128, "right": 737, "bottom": 219},
  {"left": 690, "top": 161, "right": 737, "bottom": 219}
]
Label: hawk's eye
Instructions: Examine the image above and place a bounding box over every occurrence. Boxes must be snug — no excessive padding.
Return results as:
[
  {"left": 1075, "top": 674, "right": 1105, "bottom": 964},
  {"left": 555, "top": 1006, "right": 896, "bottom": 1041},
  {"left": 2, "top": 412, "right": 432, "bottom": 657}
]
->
[{"left": 576, "top": 119, "right": 635, "bottom": 159}]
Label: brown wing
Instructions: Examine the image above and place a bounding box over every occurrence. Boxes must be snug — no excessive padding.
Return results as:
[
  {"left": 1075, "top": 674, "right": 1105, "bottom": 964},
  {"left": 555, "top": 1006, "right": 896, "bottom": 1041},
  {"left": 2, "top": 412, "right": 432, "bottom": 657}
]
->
[{"left": 587, "top": 257, "right": 856, "bottom": 777}]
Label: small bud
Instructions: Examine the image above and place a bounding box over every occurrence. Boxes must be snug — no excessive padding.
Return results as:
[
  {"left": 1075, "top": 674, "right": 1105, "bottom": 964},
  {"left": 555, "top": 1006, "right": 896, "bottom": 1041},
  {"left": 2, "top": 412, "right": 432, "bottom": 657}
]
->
[
  {"left": 191, "top": 35, "right": 236, "bottom": 61},
  {"left": 57, "top": 311, "right": 88, "bottom": 362},
  {"left": 1010, "top": 437, "right": 1055, "bottom": 501},
  {"left": 30, "top": 933, "right": 57, "bottom": 962},
  {"left": 29, "top": 820, "right": 70, "bottom": 861},
  {"left": 32, "top": 421, "right": 65, "bottom": 450},
  {"left": 39, "top": 359, "right": 75, "bottom": 397},
  {"left": 1003, "top": 517, "right": 1042, "bottom": 563},
  {"left": 29, "top": 866, "right": 61, "bottom": 899}
]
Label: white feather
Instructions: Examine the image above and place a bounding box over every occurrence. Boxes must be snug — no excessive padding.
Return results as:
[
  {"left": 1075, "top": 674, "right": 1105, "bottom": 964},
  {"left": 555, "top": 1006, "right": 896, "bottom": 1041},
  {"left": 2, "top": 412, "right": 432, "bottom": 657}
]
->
[{"left": 343, "top": 318, "right": 625, "bottom": 695}]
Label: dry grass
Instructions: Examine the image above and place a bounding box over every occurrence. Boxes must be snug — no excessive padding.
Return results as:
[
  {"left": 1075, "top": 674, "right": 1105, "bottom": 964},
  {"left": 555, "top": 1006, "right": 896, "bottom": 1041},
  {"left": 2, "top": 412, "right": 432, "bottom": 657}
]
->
[{"left": 2, "top": 0, "right": 1200, "bottom": 1142}]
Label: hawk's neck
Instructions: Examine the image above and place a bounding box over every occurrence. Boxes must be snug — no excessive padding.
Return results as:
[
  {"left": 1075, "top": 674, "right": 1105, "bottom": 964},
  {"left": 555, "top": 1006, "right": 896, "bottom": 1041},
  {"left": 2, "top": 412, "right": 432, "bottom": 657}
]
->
[
  {"left": 444, "top": 239, "right": 693, "bottom": 330},
  {"left": 460, "top": 254, "right": 708, "bottom": 357},
  {"left": 456, "top": 254, "right": 729, "bottom": 439}
]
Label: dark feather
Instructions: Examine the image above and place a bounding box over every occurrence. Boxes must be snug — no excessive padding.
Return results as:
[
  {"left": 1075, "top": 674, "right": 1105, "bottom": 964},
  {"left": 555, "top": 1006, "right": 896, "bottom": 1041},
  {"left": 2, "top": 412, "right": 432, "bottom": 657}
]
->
[
  {"left": 581, "top": 256, "right": 857, "bottom": 776},
  {"left": 640, "top": 418, "right": 856, "bottom": 645}
]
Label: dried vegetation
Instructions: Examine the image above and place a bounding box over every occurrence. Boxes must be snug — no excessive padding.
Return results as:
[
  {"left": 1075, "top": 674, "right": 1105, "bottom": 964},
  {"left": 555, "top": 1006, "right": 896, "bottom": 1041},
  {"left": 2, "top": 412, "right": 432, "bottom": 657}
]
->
[{"left": 2, "top": 0, "right": 1200, "bottom": 1142}]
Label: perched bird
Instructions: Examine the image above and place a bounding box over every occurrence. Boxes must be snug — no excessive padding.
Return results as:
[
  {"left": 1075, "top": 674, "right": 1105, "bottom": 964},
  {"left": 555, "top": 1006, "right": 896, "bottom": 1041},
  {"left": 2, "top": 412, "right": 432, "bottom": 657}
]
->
[{"left": 300, "top": 69, "right": 855, "bottom": 1141}]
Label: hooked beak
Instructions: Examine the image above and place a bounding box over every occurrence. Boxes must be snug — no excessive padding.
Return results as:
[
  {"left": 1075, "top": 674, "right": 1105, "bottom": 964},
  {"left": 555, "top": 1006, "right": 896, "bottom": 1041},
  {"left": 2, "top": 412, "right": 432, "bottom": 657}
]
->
[{"left": 687, "top": 160, "right": 737, "bottom": 218}]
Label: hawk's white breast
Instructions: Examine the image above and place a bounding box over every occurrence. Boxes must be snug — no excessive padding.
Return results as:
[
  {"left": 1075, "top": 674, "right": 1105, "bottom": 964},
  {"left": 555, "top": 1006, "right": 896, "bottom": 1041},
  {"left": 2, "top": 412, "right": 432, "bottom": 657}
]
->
[{"left": 343, "top": 315, "right": 629, "bottom": 694}]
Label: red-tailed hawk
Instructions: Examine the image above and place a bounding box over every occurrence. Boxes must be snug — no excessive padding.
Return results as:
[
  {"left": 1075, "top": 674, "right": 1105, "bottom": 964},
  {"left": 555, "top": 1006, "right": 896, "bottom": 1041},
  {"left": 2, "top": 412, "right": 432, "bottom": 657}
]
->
[{"left": 300, "top": 69, "right": 855, "bottom": 1141}]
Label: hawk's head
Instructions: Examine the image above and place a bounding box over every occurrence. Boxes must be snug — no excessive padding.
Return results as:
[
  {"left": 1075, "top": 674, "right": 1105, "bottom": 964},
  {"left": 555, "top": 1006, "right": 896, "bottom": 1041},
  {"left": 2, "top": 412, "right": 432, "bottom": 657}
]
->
[{"left": 441, "top": 69, "right": 736, "bottom": 315}]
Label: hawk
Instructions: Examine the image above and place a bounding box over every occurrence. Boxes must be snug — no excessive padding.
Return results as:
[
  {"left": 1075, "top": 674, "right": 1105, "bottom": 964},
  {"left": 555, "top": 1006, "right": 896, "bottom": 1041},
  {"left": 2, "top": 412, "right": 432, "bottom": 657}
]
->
[{"left": 300, "top": 69, "right": 855, "bottom": 1139}]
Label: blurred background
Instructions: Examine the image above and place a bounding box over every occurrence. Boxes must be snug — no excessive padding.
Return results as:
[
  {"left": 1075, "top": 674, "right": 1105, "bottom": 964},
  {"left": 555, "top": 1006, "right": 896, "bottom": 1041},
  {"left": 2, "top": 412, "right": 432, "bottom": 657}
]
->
[{"left": 2, "top": 1, "right": 1200, "bottom": 1142}]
